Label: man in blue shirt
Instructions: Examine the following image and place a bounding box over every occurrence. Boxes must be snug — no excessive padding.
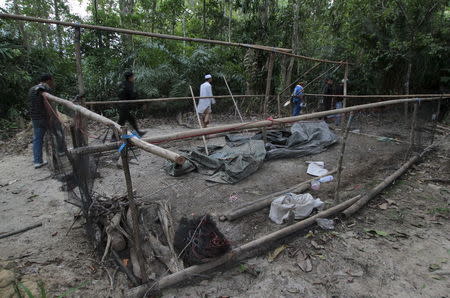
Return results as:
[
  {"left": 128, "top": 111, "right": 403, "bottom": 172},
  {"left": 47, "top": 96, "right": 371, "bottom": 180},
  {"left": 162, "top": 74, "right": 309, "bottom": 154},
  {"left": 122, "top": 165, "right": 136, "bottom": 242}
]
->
[{"left": 291, "top": 81, "right": 304, "bottom": 116}]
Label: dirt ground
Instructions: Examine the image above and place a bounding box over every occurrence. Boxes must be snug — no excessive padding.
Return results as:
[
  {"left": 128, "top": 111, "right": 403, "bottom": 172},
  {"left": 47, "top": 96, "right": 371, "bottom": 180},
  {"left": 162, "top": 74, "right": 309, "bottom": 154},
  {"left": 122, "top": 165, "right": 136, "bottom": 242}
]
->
[{"left": 0, "top": 115, "right": 449, "bottom": 297}]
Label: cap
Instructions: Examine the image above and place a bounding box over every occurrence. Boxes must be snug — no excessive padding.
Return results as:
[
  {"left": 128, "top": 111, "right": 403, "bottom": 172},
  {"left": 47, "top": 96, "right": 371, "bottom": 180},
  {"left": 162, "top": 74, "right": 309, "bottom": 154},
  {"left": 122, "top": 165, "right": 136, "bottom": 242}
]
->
[{"left": 205, "top": 74, "right": 212, "bottom": 79}]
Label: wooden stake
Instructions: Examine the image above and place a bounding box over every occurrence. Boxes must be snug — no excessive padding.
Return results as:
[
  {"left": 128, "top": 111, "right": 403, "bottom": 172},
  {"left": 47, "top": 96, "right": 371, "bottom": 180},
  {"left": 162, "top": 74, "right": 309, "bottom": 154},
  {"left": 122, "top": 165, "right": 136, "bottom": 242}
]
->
[
  {"left": 125, "top": 193, "right": 361, "bottom": 297},
  {"left": 334, "top": 112, "right": 353, "bottom": 202},
  {"left": 120, "top": 127, "right": 147, "bottom": 283},
  {"left": 220, "top": 169, "right": 337, "bottom": 221},
  {"left": 406, "top": 101, "right": 418, "bottom": 158},
  {"left": 0, "top": 223, "right": 42, "bottom": 240},
  {"left": 223, "top": 75, "right": 244, "bottom": 122},
  {"left": 189, "top": 85, "right": 209, "bottom": 155},
  {"left": 264, "top": 52, "right": 275, "bottom": 116},
  {"left": 343, "top": 63, "right": 348, "bottom": 109}
]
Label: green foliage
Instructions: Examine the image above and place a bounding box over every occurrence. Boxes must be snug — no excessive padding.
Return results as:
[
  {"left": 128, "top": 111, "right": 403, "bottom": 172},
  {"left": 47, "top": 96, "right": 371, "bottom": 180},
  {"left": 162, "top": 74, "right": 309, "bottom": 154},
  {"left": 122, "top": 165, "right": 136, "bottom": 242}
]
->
[{"left": 0, "top": 0, "right": 448, "bottom": 120}]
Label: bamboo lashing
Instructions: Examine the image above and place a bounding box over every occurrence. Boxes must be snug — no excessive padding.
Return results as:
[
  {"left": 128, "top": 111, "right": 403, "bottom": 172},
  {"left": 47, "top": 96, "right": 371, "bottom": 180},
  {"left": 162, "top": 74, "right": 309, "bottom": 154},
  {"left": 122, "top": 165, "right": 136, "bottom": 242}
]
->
[{"left": 43, "top": 93, "right": 185, "bottom": 165}]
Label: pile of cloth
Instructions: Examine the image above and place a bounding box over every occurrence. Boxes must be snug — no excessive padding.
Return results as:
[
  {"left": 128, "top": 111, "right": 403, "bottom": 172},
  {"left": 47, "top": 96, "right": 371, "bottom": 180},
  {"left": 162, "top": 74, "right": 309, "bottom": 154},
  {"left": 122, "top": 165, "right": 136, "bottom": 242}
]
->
[{"left": 165, "top": 121, "right": 337, "bottom": 184}]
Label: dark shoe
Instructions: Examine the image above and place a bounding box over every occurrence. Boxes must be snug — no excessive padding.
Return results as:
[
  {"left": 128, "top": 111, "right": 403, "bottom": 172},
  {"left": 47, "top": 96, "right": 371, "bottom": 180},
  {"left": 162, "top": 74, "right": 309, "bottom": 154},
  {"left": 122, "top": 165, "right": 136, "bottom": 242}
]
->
[
  {"left": 137, "top": 130, "right": 147, "bottom": 138},
  {"left": 34, "top": 161, "right": 48, "bottom": 169}
]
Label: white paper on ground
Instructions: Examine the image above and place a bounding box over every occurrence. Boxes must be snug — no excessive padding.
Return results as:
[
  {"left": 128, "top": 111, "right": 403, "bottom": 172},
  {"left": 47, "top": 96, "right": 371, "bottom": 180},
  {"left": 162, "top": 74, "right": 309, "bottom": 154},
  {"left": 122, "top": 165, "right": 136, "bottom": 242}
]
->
[{"left": 306, "top": 161, "right": 328, "bottom": 176}]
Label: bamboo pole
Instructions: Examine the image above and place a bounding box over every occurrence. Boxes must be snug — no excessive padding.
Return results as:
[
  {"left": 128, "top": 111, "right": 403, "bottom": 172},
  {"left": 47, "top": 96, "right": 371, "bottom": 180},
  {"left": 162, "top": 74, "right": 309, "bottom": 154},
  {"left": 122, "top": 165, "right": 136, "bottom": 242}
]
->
[
  {"left": 223, "top": 76, "right": 244, "bottom": 122},
  {"left": 0, "top": 223, "right": 42, "bottom": 240},
  {"left": 43, "top": 92, "right": 185, "bottom": 165},
  {"left": 189, "top": 85, "right": 209, "bottom": 155},
  {"left": 333, "top": 113, "right": 353, "bottom": 202},
  {"left": 342, "top": 143, "right": 435, "bottom": 217},
  {"left": 220, "top": 169, "right": 337, "bottom": 221},
  {"left": 120, "top": 127, "right": 147, "bottom": 283},
  {"left": 343, "top": 63, "right": 348, "bottom": 109},
  {"left": 278, "top": 62, "right": 321, "bottom": 96},
  {"left": 125, "top": 193, "right": 361, "bottom": 296},
  {"left": 0, "top": 13, "right": 345, "bottom": 65},
  {"left": 85, "top": 94, "right": 267, "bottom": 105},
  {"left": 83, "top": 93, "right": 450, "bottom": 106},
  {"left": 264, "top": 52, "right": 275, "bottom": 117},
  {"left": 405, "top": 101, "right": 419, "bottom": 158},
  {"left": 74, "top": 26, "right": 85, "bottom": 99},
  {"left": 68, "top": 96, "right": 448, "bottom": 156},
  {"left": 303, "top": 93, "right": 449, "bottom": 99}
]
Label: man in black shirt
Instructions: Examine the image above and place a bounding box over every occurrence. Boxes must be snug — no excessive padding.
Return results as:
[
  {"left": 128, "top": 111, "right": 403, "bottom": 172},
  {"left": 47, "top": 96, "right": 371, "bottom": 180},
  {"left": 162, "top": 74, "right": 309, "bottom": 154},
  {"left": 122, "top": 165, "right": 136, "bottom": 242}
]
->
[
  {"left": 29, "top": 73, "right": 64, "bottom": 168},
  {"left": 117, "top": 71, "right": 145, "bottom": 137}
]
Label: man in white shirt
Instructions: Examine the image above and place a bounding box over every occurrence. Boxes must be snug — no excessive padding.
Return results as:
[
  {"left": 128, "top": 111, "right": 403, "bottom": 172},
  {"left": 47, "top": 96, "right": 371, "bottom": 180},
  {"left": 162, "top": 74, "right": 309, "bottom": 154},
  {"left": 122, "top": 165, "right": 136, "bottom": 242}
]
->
[{"left": 197, "top": 74, "right": 216, "bottom": 127}]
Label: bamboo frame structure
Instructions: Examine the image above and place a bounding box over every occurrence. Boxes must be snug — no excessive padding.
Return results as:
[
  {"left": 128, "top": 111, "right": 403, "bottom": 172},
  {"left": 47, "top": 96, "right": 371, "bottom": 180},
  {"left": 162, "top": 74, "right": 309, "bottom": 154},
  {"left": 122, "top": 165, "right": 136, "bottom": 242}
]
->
[
  {"left": 120, "top": 127, "right": 148, "bottom": 283},
  {"left": 0, "top": 13, "right": 347, "bottom": 65},
  {"left": 69, "top": 96, "right": 449, "bottom": 156},
  {"left": 333, "top": 113, "right": 353, "bottom": 202},
  {"left": 43, "top": 93, "right": 185, "bottom": 165},
  {"left": 84, "top": 93, "right": 449, "bottom": 106},
  {"left": 189, "top": 85, "right": 209, "bottom": 155}
]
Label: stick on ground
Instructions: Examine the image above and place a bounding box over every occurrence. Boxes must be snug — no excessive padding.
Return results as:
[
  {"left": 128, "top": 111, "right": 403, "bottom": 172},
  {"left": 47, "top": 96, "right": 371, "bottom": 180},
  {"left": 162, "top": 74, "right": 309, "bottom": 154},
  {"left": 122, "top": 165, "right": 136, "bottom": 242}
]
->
[{"left": 0, "top": 223, "right": 42, "bottom": 240}]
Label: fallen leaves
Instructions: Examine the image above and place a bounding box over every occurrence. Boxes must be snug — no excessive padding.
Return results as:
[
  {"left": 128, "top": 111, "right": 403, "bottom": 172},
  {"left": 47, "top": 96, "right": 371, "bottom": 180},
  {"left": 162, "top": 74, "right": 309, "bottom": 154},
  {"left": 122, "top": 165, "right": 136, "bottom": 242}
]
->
[
  {"left": 268, "top": 245, "right": 287, "bottom": 263},
  {"left": 296, "top": 251, "right": 312, "bottom": 272},
  {"left": 364, "top": 229, "right": 388, "bottom": 237}
]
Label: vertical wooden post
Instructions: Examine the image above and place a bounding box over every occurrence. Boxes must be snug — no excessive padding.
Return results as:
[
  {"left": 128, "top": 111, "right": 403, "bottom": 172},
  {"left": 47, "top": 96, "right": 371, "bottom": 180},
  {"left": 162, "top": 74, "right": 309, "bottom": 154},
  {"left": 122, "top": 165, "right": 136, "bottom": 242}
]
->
[
  {"left": 406, "top": 102, "right": 418, "bottom": 157},
  {"left": 120, "top": 127, "right": 148, "bottom": 283},
  {"left": 277, "top": 94, "right": 281, "bottom": 118},
  {"left": 189, "top": 86, "right": 209, "bottom": 155},
  {"left": 74, "top": 26, "right": 85, "bottom": 102},
  {"left": 74, "top": 26, "right": 88, "bottom": 144},
  {"left": 264, "top": 52, "right": 275, "bottom": 117},
  {"left": 334, "top": 112, "right": 353, "bottom": 202},
  {"left": 404, "top": 63, "right": 412, "bottom": 123},
  {"left": 223, "top": 76, "right": 244, "bottom": 122},
  {"left": 343, "top": 62, "right": 348, "bottom": 109}
]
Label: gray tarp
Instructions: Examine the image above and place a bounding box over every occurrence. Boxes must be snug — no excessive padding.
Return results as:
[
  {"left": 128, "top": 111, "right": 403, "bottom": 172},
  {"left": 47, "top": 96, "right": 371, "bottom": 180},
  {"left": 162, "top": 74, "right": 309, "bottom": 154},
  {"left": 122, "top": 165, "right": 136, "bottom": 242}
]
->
[
  {"left": 165, "top": 140, "right": 266, "bottom": 184},
  {"left": 226, "top": 121, "right": 337, "bottom": 160},
  {"left": 165, "top": 121, "right": 337, "bottom": 184}
]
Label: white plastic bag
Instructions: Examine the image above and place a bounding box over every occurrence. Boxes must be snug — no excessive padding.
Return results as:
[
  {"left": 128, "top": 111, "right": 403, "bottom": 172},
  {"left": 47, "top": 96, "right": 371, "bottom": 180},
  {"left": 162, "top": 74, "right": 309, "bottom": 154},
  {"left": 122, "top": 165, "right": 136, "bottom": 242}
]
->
[{"left": 269, "top": 193, "right": 324, "bottom": 225}]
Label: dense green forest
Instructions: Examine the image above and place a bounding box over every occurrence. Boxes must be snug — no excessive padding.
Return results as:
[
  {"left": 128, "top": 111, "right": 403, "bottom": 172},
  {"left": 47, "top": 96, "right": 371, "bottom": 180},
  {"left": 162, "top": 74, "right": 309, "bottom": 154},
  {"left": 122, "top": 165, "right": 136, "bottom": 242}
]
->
[{"left": 0, "top": 0, "right": 449, "bottom": 124}]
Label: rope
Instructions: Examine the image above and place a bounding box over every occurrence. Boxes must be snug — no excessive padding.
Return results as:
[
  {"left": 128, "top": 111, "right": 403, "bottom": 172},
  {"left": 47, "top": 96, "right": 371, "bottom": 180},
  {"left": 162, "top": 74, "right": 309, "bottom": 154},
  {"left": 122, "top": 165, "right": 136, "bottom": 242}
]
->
[{"left": 118, "top": 132, "right": 141, "bottom": 152}]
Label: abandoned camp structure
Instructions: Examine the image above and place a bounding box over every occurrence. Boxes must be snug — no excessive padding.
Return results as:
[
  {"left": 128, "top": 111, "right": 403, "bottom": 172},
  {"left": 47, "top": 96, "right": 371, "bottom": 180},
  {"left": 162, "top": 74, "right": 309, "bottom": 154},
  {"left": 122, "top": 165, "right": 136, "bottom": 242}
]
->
[{"left": 1, "top": 13, "right": 449, "bottom": 297}]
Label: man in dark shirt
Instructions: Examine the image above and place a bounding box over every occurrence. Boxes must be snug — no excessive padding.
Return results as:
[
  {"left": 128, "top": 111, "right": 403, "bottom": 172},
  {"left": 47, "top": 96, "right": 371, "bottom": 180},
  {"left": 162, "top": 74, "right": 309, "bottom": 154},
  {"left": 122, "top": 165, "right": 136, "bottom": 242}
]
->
[
  {"left": 117, "top": 71, "right": 145, "bottom": 137},
  {"left": 322, "top": 78, "right": 334, "bottom": 112},
  {"left": 29, "top": 73, "right": 64, "bottom": 168}
]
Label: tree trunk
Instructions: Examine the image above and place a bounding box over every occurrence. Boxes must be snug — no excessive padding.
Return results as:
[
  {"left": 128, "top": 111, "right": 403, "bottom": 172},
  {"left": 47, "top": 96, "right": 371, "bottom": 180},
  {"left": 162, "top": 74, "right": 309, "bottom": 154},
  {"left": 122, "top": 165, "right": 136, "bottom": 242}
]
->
[
  {"left": 92, "top": 0, "right": 103, "bottom": 48},
  {"left": 53, "top": 0, "right": 63, "bottom": 53},
  {"left": 404, "top": 62, "right": 412, "bottom": 121},
  {"left": 119, "top": 0, "right": 135, "bottom": 64},
  {"left": 13, "top": 0, "right": 29, "bottom": 51}
]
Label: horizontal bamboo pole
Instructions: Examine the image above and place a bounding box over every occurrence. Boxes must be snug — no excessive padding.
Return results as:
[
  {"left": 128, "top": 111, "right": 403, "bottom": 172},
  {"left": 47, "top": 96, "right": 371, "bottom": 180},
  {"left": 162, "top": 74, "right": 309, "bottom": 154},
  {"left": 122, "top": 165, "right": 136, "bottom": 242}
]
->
[
  {"left": 220, "top": 169, "right": 337, "bottom": 221},
  {"left": 85, "top": 94, "right": 267, "bottom": 106},
  {"left": 126, "top": 194, "right": 362, "bottom": 296},
  {"left": 44, "top": 93, "right": 121, "bottom": 129},
  {"left": 303, "top": 93, "right": 449, "bottom": 98},
  {"left": 0, "top": 13, "right": 345, "bottom": 65},
  {"left": 86, "top": 93, "right": 449, "bottom": 106},
  {"left": 44, "top": 93, "right": 185, "bottom": 165},
  {"left": 69, "top": 97, "right": 448, "bottom": 156}
]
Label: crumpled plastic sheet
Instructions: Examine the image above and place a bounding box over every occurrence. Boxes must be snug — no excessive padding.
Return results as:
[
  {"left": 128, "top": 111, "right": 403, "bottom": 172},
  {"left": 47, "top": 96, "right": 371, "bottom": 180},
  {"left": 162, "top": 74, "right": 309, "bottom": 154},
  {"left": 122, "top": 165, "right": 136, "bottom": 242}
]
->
[{"left": 269, "top": 192, "right": 324, "bottom": 225}]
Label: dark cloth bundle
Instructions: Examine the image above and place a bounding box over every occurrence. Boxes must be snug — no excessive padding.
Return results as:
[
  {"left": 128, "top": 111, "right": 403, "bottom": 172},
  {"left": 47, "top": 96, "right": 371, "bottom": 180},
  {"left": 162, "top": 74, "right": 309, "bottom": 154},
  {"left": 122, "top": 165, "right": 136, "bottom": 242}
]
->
[{"left": 174, "top": 214, "right": 230, "bottom": 266}]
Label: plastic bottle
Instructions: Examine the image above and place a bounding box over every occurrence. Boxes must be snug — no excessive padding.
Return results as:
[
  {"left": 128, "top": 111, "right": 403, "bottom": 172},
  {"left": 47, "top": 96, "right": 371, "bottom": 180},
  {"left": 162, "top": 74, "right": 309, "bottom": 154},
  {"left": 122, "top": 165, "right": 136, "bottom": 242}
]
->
[
  {"left": 311, "top": 180, "right": 320, "bottom": 190},
  {"left": 319, "top": 175, "right": 334, "bottom": 183}
]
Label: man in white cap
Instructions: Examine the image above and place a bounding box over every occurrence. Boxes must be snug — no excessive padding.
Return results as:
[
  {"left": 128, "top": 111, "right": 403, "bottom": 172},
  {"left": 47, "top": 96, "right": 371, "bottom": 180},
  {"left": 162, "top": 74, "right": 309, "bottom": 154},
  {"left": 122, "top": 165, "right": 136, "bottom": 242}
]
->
[{"left": 197, "top": 74, "right": 215, "bottom": 127}]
